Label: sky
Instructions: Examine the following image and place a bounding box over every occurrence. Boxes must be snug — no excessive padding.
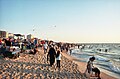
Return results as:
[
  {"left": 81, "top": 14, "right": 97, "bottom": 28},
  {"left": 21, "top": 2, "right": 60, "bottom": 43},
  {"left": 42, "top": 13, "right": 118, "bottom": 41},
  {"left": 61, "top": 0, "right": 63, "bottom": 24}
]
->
[{"left": 0, "top": 0, "right": 120, "bottom": 43}]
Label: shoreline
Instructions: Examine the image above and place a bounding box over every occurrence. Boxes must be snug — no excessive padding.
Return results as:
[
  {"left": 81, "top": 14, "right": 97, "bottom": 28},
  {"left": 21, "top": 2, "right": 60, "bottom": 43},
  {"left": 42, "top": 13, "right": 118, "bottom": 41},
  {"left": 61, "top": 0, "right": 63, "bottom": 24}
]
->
[{"left": 61, "top": 50, "right": 117, "bottom": 79}]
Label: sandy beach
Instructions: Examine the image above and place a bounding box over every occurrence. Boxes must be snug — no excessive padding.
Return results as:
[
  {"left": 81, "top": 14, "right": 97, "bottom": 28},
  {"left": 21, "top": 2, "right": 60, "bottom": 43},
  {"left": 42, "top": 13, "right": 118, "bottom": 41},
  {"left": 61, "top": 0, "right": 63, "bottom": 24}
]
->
[
  {"left": 1, "top": 0, "right": 120, "bottom": 79},
  {"left": 0, "top": 48, "right": 118, "bottom": 79},
  {"left": 0, "top": 48, "right": 86, "bottom": 79}
]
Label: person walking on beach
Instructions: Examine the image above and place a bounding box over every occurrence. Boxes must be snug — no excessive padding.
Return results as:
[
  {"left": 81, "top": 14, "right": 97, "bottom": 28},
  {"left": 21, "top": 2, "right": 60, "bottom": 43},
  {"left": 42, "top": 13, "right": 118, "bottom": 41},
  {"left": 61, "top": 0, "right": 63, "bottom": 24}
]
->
[
  {"left": 56, "top": 50, "right": 61, "bottom": 70},
  {"left": 43, "top": 42, "right": 48, "bottom": 54},
  {"left": 47, "top": 47, "right": 56, "bottom": 66},
  {"left": 85, "top": 56, "right": 101, "bottom": 79},
  {"left": 69, "top": 48, "right": 72, "bottom": 55}
]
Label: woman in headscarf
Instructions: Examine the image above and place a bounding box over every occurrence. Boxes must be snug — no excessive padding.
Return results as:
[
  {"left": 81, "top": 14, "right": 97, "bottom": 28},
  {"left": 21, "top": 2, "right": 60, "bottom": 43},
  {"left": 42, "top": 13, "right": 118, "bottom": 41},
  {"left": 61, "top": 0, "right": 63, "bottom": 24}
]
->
[{"left": 47, "top": 47, "right": 56, "bottom": 66}]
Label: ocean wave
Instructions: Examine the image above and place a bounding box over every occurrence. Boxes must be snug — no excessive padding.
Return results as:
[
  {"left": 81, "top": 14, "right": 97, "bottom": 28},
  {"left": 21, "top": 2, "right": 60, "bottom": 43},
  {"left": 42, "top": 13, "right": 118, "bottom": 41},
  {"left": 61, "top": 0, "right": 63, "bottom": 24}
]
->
[
  {"left": 95, "top": 55, "right": 110, "bottom": 62},
  {"left": 71, "top": 48, "right": 120, "bottom": 75}
]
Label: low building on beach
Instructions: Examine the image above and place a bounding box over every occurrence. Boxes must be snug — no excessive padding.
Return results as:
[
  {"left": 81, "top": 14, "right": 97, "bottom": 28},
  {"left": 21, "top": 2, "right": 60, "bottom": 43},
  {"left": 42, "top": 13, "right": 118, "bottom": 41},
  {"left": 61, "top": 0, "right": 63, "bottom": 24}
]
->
[{"left": 0, "top": 30, "right": 8, "bottom": 38}]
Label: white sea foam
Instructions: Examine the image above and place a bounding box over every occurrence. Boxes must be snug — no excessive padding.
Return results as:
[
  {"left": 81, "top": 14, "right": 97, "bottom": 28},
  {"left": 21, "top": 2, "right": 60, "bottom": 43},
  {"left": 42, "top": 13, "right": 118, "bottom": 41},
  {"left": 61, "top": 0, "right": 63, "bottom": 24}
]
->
[{"left": 71, "top": 44, "right": 120, "bottom": 77}]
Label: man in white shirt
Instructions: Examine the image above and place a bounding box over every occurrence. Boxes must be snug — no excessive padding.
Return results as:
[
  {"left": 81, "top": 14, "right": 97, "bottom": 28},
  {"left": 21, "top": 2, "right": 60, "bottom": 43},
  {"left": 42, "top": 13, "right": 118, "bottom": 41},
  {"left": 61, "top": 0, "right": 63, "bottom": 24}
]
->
[{"left": 43, "top": 42, "right": 48, "bottom": 54}]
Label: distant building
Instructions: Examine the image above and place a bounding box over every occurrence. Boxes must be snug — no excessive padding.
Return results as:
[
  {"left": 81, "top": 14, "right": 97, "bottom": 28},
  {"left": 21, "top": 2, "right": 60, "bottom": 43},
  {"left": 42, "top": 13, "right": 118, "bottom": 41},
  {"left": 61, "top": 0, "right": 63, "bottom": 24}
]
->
[
  {"left": 0, "top": 30, "right": 8, "bottom": 38},
  {"left": 27, "top": 34, "right": 34, "bottom": 40}
]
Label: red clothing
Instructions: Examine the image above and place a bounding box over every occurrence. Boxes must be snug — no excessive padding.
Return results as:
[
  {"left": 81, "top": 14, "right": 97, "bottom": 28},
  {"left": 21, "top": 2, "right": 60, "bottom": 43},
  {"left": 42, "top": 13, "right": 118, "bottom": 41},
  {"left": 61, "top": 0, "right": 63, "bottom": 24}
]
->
[
  {"left": 41, "top": 41, "right": 45, "bottom": 44},
  {"left": 0, "top": 39, "right": 2, "bottom": 44}
]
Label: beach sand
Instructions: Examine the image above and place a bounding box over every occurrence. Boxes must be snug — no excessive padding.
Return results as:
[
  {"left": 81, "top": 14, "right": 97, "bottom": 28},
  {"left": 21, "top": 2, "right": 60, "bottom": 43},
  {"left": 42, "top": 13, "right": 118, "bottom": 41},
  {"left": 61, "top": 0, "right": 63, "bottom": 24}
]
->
[
  {"left": 0, "top": 48, "right": 86, "bottom": 79},
  {"left": 0, "top": 48, "right": 117, "bottom": 79},
  {"left": 61, "top": 50, "right": 117, "bottom": 79}
]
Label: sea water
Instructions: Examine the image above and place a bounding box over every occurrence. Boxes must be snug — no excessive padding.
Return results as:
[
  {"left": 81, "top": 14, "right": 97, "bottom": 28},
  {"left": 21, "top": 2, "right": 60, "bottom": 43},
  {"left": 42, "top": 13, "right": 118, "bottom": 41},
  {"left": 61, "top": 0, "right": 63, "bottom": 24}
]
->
[{"left": 69, "top": 44, "right": 120, "bottom": 78}]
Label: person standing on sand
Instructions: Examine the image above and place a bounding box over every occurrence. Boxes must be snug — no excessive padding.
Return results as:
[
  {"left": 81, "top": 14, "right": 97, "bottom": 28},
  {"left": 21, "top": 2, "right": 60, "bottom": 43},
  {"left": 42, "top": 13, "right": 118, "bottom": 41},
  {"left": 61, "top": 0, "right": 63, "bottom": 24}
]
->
[
  {"left": 69, "top": 48, "right": 72, "bottom": 55},
  {"left": 5, "top": 38, "right": 12, "bottom": 51},
  {"left": 43, "top": 42, "right": 48, "bottom": 54},
  {"left": 56, "top": 50, "right": 61, "bottom": 70},
  {"left": 47, "top": 47, "right": 56, "bottom": 66}
]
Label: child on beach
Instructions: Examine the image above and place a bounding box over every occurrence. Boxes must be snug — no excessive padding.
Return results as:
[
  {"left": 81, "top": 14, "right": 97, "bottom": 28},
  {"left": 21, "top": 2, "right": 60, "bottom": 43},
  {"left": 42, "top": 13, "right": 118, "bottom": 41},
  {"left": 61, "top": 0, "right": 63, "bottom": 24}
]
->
[
  {"left": 56, "top": 50, "right": 61, "bottom": 70},
  {"left": 85, "top": 56, "right": 101, "bottom": 79}
]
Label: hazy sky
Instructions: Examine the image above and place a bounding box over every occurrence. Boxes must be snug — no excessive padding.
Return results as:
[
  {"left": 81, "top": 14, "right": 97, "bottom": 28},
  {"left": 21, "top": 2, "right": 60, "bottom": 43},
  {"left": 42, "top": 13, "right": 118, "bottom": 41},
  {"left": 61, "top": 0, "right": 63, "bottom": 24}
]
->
[{"left": 0, "top": 0, "right": 120, "bottom": 43}]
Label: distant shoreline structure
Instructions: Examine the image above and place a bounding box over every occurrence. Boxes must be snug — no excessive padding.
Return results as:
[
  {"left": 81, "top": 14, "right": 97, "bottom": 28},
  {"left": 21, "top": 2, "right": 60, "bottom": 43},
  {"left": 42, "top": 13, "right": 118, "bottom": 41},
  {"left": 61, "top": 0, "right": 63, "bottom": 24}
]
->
[{"left": 1, "top": 30, "right": 120, "bottom": 44}]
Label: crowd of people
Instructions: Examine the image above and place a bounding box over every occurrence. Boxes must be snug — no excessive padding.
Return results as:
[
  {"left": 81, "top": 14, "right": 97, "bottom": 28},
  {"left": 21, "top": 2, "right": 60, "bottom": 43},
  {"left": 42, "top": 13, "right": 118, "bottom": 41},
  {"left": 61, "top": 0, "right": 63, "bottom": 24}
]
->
[
  {"left": 0, "top": 36, "right": 75, "bottom": 58},
  {"left": 0, "top": 37, "right": 101, "bottom": 79},
  {"left": 0, "top": 37, "right": 75, "bottom": 72}
]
